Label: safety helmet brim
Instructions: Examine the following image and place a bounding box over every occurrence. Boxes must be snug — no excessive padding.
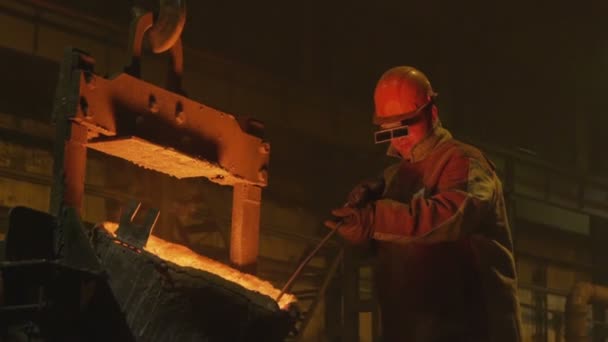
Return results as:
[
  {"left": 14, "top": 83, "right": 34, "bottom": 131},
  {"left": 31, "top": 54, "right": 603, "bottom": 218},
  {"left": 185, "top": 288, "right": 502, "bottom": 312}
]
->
[{"left": 373, "top": 94, "right": 436, "bottom": 125}]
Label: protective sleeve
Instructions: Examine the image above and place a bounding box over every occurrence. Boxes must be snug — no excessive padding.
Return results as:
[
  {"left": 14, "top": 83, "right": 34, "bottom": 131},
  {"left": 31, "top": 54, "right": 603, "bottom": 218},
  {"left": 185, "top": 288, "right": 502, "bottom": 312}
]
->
[{"left": 372, "top": 153, "right": 496, "bottom": 243}]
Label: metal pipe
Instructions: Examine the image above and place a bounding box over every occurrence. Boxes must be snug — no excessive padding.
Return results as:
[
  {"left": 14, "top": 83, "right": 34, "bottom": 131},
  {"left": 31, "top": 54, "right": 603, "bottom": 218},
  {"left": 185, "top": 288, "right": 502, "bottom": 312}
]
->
[{"left": 565, "top": 281, "right": 608, "bottom": 342}]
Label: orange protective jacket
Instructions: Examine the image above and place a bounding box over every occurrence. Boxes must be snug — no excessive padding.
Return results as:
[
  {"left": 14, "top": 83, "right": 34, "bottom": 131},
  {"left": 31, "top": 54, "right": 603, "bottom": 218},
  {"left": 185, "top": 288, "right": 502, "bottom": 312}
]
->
[{"left": 371, "top": 125, "right": 522, "bottom": 342}]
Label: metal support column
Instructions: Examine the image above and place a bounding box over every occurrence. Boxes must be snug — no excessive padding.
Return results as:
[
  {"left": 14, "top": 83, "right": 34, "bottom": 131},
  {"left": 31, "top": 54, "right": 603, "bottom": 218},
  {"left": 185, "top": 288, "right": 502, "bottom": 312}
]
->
[
  {"left": 230, "top": 183, "right": 261, "bottom": 274},
  {"left": 50, "top": 121, "right": 88, "bottom": 218}
]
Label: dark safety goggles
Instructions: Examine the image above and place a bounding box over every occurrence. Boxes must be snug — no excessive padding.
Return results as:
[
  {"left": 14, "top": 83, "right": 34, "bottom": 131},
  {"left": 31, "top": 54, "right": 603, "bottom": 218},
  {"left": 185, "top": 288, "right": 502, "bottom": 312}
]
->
[{"left": 374, "top": 124, "right": 409, "bottom": 144}]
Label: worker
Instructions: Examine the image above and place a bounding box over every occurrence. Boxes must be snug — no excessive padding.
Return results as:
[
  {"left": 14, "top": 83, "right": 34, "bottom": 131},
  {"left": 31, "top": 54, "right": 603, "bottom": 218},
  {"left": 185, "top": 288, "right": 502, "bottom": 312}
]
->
[{"left": 325, "top": 66, "right": 523, "bottom": 341}]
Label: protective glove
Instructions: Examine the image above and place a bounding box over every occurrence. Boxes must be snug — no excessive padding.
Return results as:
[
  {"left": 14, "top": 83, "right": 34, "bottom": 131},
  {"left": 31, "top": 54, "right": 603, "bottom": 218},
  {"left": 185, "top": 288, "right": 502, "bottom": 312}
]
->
[
  {"left": 323, "top": 204, "right": 375, "bottom": 245},
  {"left": 346, "top": 178, "right": 385, "bottom": 208}
]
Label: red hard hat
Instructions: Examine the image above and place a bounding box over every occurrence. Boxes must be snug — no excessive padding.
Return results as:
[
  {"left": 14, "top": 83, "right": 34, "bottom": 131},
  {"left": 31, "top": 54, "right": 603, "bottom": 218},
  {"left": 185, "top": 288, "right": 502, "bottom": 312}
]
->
[{"left": 373, "top": 66, "right": 436, "bottom": 125}]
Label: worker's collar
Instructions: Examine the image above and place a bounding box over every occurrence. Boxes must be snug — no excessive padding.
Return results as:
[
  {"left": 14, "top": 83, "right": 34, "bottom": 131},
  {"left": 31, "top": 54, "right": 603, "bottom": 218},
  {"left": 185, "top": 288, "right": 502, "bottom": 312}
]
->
[{"left": 386, "top": 120, "right": 452, "bottom": 162}]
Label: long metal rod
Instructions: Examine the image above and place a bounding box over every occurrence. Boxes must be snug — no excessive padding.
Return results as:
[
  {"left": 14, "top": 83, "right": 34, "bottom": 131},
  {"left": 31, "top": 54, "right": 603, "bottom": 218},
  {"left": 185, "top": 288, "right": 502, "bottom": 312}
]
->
[
  {"left": 276, "top": 223, "right": 342, "bottom": 302},
  {"left": 295, "top": 248, "right": 344, "bottom": 341}
]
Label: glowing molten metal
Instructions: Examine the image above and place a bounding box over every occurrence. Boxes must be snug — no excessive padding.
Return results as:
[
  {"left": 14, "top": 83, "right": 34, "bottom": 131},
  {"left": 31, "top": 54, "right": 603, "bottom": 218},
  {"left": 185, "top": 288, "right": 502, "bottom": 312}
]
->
[{"left": 101, "top": 222, "right": 296, "bottom": 310}]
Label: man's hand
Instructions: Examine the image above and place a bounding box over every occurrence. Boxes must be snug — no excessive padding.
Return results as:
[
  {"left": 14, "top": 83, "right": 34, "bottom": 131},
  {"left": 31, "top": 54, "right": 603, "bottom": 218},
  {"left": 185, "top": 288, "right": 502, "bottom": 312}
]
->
[
  {"left": 323, "top": 204, "right": 375, "bottom": 245},
  {"left": 347, "top": 178, "right": 385, "bottom": 208}
]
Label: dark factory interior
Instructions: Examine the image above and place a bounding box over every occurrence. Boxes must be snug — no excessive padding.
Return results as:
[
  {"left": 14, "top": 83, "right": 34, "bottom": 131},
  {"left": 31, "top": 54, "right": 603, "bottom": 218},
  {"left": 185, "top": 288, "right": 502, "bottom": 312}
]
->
[{"left": 0, "top": 0, "right": 607, "bottom": 341}]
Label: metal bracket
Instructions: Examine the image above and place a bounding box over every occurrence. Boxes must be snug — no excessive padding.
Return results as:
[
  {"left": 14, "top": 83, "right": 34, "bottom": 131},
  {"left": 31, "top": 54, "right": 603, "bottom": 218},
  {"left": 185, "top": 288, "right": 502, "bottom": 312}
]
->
[{"left": 116, "top": 201, "right": 159, "bottom": 249}]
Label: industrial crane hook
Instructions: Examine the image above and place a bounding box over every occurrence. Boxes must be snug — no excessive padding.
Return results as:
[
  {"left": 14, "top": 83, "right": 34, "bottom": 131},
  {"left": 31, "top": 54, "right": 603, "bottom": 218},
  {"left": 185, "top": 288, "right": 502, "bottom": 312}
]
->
[
  {"left": 124, "top": 0, "right": 186, "bottom": 93},
  {"left": 147, "top": 0, "right": 187, "bottom": 53}
]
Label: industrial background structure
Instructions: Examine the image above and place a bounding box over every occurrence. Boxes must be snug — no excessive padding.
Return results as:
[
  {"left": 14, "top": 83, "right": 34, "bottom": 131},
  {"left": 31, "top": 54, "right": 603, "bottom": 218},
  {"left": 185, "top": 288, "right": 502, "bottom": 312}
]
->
[{"left": 0, "top": 0, "right": 608, "bottom": 341}]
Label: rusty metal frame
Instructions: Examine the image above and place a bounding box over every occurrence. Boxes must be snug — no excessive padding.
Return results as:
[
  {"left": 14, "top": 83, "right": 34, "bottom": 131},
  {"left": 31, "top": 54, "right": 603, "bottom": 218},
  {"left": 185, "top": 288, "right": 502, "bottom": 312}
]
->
[
  {"left": 52, "top": 47, "right": 269, "bottom": 185},
  {"left": 49, "top": 7, "right": 269, "bottom": 272}
]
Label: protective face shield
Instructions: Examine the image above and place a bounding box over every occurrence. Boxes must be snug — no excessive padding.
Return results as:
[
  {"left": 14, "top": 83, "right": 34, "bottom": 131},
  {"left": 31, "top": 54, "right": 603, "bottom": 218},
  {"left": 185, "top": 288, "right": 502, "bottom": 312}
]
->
[
  {"left": 373, "top": 102, "right": 432, "bottom": 144},
  {"left": 374, "top": 122, "right": 408, "bottom": 144}
]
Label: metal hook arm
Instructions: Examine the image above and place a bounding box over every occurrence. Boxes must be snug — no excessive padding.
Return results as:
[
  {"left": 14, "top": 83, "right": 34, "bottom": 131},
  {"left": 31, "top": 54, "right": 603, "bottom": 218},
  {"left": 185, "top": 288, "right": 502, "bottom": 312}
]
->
[{"left": 123, "top": 1, "right": 186, "bottom": 94}]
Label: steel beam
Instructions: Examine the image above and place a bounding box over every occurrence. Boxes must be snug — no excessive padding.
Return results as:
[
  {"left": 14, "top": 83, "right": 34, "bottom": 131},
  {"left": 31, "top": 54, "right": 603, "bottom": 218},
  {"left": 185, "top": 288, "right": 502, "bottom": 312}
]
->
[{"left": 54, "top": 48, "right": 269, "bottom": 186}]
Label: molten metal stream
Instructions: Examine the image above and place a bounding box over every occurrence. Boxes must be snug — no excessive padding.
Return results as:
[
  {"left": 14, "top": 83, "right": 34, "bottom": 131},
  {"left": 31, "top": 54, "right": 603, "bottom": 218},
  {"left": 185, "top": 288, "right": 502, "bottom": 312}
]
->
[{"left": 100, "top": 222, "right": 296, "bottom": 310}]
